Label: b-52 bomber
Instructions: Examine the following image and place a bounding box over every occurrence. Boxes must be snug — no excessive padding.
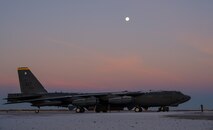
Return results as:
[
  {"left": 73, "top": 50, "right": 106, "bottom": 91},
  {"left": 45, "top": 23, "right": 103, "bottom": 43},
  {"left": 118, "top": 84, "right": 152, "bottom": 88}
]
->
[{"left": 5, "top": 67, "right": 190, "bottom": 113}]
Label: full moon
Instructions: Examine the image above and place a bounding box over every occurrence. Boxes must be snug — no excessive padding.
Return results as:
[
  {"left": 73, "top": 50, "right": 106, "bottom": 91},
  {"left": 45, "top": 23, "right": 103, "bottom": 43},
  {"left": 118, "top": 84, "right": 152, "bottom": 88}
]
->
[{"left": 125, "top": 17, "right": 130, "bottom": 22}]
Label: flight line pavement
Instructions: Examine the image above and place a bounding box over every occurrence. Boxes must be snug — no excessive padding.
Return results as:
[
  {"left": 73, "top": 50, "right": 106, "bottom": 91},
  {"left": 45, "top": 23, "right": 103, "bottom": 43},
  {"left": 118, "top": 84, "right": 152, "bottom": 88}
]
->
[{"left": 0, "top": 110, "right": 212, "bottom": 130}]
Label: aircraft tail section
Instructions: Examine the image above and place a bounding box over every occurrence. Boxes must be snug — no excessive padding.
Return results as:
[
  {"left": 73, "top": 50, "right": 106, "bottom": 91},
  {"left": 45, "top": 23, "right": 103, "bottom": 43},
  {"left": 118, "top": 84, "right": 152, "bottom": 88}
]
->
[{"left": 18, "top": 67, "right": 48, "bottom": 94}]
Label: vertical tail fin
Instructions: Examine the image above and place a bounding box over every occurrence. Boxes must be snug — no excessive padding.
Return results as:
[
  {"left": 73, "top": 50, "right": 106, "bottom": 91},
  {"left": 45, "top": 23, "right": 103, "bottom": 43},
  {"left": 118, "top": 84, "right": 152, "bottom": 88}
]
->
[{"left": 18, "top": 67, "right": 48, "bottom": 94}]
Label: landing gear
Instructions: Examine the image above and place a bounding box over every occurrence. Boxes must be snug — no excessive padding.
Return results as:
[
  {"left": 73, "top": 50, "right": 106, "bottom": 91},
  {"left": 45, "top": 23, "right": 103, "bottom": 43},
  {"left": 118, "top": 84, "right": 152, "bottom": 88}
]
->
[
  {"left": 143, "top": 107, "right": 148, "bottom": 111},
  {"left": 35, "top": 106, "right": 40, "bottom": 113},
  {"left": 164, "top": 106, "right": 169, "bottom": 112},
  {"left": 94, "top": 105, "right": 108, "bottom": 113},
  {"left": 134, "top": 106, "right": 142, "bottom": 112},
  {"left": 158, "top": 106, "right": 169, "bottom": 112},
  {"left": 95, "top": 107, "right": 101, "bottom": 113},
  {"left": 35, "top": 109, "right": 40, "bottom": 113},
  {"left": 75, "top": 107, "right": 85, "bottom": 113}
]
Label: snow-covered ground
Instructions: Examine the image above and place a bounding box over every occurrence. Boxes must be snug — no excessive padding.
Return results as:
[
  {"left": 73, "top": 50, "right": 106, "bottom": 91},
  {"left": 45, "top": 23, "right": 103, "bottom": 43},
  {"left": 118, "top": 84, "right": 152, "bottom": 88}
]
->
[{"left": 0, "top": 111, "right": 212, "bottom": 130}]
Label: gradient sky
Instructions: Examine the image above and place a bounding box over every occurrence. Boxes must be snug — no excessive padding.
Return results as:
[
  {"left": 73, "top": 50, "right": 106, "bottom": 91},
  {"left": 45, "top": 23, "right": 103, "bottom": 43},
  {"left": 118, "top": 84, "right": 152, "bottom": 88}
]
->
[{"left": 0, "top": 0, "right": 213, "bottom": 109}]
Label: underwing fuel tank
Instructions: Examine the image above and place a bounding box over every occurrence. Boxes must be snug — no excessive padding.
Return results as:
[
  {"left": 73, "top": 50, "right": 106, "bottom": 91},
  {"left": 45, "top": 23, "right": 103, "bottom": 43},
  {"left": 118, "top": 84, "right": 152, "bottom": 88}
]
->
[
  {"left": 72, "top": 97, "right": 98, "bottom": 106},
  {"left": 108, "top": 96, "right": 133, "bottom": 104}
]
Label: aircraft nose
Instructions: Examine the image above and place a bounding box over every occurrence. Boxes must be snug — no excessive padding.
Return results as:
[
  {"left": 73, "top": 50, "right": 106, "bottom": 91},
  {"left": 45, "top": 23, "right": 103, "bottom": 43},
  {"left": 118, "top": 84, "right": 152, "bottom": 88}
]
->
[{"left": 184, "top": 95, "right": 191, "bottom": 102}]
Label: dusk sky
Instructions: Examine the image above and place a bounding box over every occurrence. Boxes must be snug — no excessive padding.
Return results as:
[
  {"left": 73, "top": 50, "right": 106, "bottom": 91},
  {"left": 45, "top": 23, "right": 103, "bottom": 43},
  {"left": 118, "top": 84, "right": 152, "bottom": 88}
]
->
[{"left": 0, "top": 1, "right": 213, "bottom": 109}]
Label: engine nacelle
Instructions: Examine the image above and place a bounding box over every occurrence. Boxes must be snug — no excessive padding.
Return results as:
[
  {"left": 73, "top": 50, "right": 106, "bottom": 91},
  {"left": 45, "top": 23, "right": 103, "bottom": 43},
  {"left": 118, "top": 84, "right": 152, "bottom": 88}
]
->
[
  {"left": 108, "top": 96, "right": 133, "bottom": 104},
  {"left": 72, "top": 97, "right": 98, "bottom": 107}
]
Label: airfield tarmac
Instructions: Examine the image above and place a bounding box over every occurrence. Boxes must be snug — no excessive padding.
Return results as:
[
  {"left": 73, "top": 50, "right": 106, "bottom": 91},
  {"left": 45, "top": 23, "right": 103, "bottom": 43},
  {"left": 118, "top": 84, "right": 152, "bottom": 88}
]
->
[{"left": 0, "top": 110, "right": 212, "bottom": 130}]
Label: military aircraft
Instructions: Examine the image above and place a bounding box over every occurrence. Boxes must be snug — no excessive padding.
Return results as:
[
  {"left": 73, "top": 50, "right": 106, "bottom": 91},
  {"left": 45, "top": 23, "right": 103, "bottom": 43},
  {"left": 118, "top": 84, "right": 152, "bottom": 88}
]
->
[{"left": 4, "top": 67, "right": 190, "bottom": 113}]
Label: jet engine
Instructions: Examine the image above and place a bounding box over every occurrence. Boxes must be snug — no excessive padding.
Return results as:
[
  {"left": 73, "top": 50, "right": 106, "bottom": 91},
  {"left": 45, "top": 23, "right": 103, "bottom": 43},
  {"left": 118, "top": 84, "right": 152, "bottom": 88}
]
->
[
  {"left": 108, "top": 96, "right": 133, "bottom": 104},
  {"left": 72, "top": 97, "right": 99, "bottom": 106}
]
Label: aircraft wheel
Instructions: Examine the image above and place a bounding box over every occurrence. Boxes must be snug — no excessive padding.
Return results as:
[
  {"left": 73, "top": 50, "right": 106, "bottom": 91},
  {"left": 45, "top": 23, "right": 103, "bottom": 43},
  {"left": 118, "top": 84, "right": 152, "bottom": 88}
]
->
[
  {"left": 161, "top": 106, "right": 169, "bottom": 112},
  {"left": 35, "top": 110, "right": 39, "bottom": 113},
  {"left": 76, "top": 108, "right": 81, "bottom": 113},
  {"left": 35, "top": 106, "right": 40, "bottom": 113},
  {"left": 76, "top": 107, "right": 85, "bottom": 113},
  {"left": 134, "top": 107, "right": 142, "bottom": 112}
]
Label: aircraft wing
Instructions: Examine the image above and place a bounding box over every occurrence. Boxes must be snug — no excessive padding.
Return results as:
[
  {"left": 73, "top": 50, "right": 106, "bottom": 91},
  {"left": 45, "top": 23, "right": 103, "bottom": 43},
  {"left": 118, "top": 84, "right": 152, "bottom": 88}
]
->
[{"left": 5, "top": 91, "right": 144, "bottom": 104}]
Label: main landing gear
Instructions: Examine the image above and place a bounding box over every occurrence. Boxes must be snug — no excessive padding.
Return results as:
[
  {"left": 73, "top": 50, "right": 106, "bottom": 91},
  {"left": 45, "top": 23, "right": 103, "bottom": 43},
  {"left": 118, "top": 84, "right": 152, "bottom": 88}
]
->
[
  {"left": 75, "top": 107, "right": 85, "bottom": 113},
  {"left": 134, "top": 106, "right": 149, "bottom": 112},
  {"left": 94, "top": 105, "right": 108, "bottom": 113},
  {"left": 134, "top": 106, "right": 142, "bottom": 112},
  {"left": 158, "top": 106, "right": 169, "bottom": 112}
]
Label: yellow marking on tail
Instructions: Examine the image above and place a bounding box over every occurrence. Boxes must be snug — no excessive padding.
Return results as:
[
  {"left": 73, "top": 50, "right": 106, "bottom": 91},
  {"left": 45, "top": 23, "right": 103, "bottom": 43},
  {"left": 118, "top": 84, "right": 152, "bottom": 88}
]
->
[{"left": 17, "top": 67, "right": 30, "bottom": 70}]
